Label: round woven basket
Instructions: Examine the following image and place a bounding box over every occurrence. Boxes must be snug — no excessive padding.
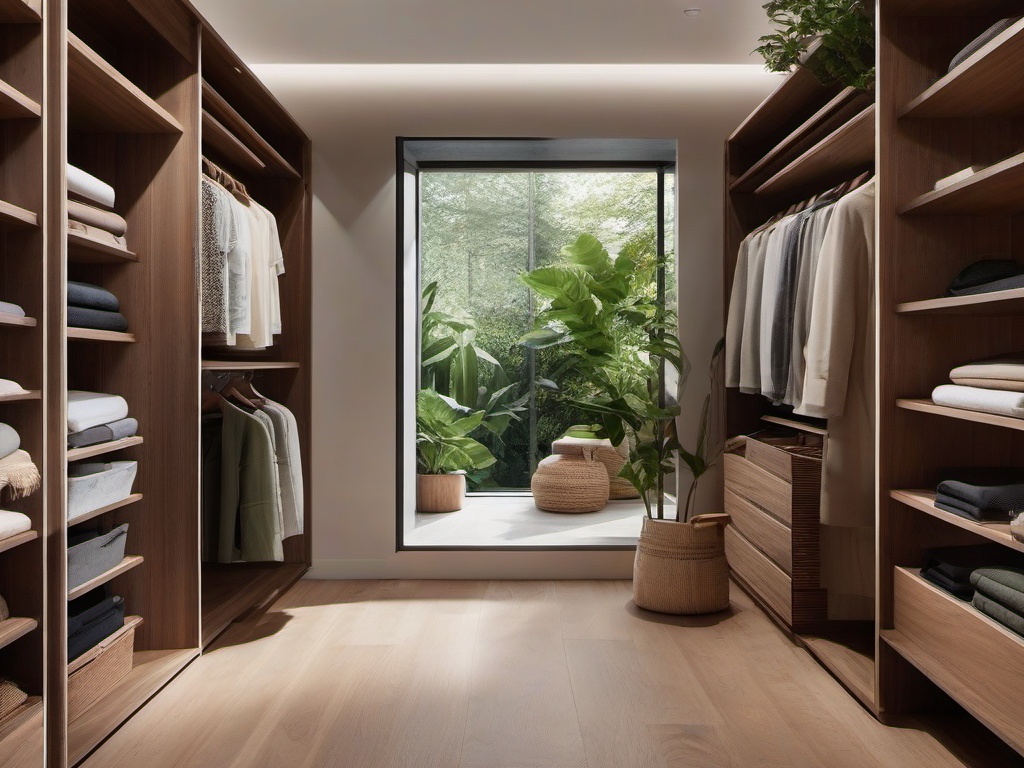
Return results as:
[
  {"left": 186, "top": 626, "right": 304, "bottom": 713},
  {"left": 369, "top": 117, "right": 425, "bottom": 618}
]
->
[
  {"left": 532, "top": 454, "right": 609, "bottom": 514},
  {"left": 552, "top": 437, "right": 638, "bottom": 500},
  {"left": 633, "top": 514, "right": 731, "bottom": 614}
]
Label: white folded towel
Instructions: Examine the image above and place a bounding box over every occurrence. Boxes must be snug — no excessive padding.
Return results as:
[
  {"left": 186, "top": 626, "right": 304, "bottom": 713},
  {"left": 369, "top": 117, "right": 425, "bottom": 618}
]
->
[
  {"left": 0, "top": 510, "right": 30, "bottom": 540},
  {"left": 67, "top": 164, "right": 115, "bottom": 209},
  {"left": 932, "top": 384, "right": 1024, "bottom": 419},
  {"left": 0, "top": 301, "right": 25, "bottom": 318},
  {"left": 0, "top": 379, "right": 29, "bottom": 397},
  {"left": 67, "top": 390, "right": 129, "bottom": 433}
]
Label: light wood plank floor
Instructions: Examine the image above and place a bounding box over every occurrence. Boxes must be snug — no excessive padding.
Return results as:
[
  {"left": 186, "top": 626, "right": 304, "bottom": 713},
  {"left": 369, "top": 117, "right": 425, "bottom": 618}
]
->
[{"left": 83, "top": 580, "right": 1017, "bottom": 768}]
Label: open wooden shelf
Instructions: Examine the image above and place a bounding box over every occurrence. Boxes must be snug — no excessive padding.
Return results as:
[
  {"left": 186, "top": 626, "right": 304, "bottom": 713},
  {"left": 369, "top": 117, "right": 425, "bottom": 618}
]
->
[
  {"left": 0, "top": 0, "right": 40, "bottom": 23},
  {"left": 900, "top": 151, "right": 1024, "bottom": 215},
  {"left": 67, "top": 228, "right": 137, "bottom": 264},
  {"left": 0, "top": 78, "right": 39, "bottom": 120},
  {"left": 883, "top": 567, "right": 1024, "bottom": 755},
  {"left": 0, "top": 617, "right": 37, "bottom": 651},
  {"left": 892, "top": 489, "right": 1024, "bottom": 554},
  {"left": 67, "top": 648, "right": 196, "bottom": 765},
  {"left": 901, "top": 19, "right": 1024, "bottom": 118},
  {"left": 202, "top": 81, "right": 300, "bottom": 179},
  {"left": 201, "top": 360, "right": 300, "bottom": 371},
  {"left": 202, "top": 109, "right": 267, "bottom": 176},
  {"left": 761, "top": 414, "right": 829, "bottom": 436},
  {"left": 201, "top": 563, "right": 306, "bottom": 648},
  {"left": 0, "top": 530, "right": 37, "bottom": 556},
  {"left": 0, "top": 199, "right": 37, "bottom": 229},
  {"left": 0, "top": 313, "right": 35, "bottom": 327},
  {"left": 756, "top": 105, "right": 875, "bottom": 199},
  {"left": 68, "top": 493, "right": 143, "bottom": 527},
  {"left": 797, "top": 623, "right": 875, "bottom": 710},
  {"left": 896, "top": 288, "right": 1024, "bottom": 315},
  {"left": 729, "top": 62, "right": 836, "bottom": 147},
  {"left": 732, "top": 88, "right": 871, "bottom": 193},
  {"left": 67, "top": 436, "right": 143, "bottom": 462},
  {"left": 0, "top": 697, "right": 41, "bottom": 747},
  {"left": 0, "top": 390, "right": 40, "bottom": 403},
  {"left": 67, "top": 33, "right": 183, "bottom": 135},
  {"left": 67, "top": 555, "right": 144, "bottom": 601},
  {"left": 67, "top": 328, "right": 135, "bottom": 343},
  {"left": 896, "top": 397, "right": 1024, "bottom": 432}
]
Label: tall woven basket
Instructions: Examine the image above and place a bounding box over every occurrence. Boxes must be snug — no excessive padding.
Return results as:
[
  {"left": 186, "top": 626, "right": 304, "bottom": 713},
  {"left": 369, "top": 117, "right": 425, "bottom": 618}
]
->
[{"left": 633, "top": 514, "right": 731, "bottom": 615}]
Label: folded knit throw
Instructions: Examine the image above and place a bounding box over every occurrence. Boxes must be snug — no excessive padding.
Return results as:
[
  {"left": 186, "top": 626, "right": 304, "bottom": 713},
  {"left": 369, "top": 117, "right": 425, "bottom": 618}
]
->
[
  {"left": 67, "top": 281, "right": 119, "bottom": 312},
  {"left": 0, "top": 423, "right": 19, "bottom": 460},
  {"left": 67, "top": 199, "right": 127, "bottom": 237},
  {"left": 0, "top": 301, "right": 25, "bottom": 318},
  {"left": 67, "top": 418, "right": 138, "bottom": 449},
  {"left": 67, "top": 306, "right": 129, "bottom": 333},
  {"left": 932, "top": 384, "right": 1024, "bottom": 419},
  {"left": 67, "top": 391, "right": 129, "bottom": 433},
  {"left": 0, "top": 510, "right": 30, "bottom": 540},
  {"left": 0, "top": 450, "right": 39, "bottom": 500},
  {"left": 67, "top": 164, "right": 115, "bottom": 209}
]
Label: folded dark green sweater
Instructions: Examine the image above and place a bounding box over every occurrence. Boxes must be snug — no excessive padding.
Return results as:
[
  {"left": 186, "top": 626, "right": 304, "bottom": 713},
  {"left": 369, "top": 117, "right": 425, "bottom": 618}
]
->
[
  {"left": 971, "top": 566, "right": 1024, "bottom": 614},
  {"left": 973, "top": 592, "right": 1024, "bottom": 637}
]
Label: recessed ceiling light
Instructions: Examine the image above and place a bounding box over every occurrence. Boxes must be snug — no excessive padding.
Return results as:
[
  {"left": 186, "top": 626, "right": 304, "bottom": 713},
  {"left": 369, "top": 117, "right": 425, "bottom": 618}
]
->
[{"left": 683, "top": 8, "right": 702, "bottom": 16}]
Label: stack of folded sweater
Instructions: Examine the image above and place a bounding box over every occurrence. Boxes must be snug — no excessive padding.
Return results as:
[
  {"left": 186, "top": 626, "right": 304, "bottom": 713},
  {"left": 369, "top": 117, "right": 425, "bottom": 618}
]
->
[
  {"left": 67, "top": 164, "right": 129, "bottom": 251},
  {"left": 921, "top": 557, "right": 976, "bottom": 600},
  {"left": 67, "top": 390, "right": 137, "bottom": 448},
  {"left": 972, "top": 567, "right": 1024, "bottom": 637},
  {"left": 934, "top": 468, "right": 1024, "bottom": 522},
  {"left": 67, "top": 281, "right": 128, "bottom": 333},
  {"left": 933, "top": 355, "right": 1024, "bottom": 420},
  {"left": 0, "top": 423, "right": 39, "bottom": 501}
]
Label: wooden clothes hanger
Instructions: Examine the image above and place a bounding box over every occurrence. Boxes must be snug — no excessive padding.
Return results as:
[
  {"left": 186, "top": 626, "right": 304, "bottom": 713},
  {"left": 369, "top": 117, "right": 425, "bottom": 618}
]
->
[
  {"left": 202, "top": 156, "right": 252, "bottom": 205},
  {"left": 227, "top": 372, "right": 267, "bottom": 408}
]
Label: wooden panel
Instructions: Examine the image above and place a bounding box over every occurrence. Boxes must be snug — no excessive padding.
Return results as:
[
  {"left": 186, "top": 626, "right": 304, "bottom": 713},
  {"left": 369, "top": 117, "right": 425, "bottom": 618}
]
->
[
  {"left": 798, "top": 626, "right": 877, "bottom": 710},
  {"left": 67, "top": 33, "right": 183, "bottom": 134},
  {"left": 67, "top": 228, "right": 137, "bottom": 264},
  {"left": 723, "top": 452, "right": 793, "bottom": 524},
  {"left": 66, "top": 436, "right": 144, "bottom": 462},
  {"left": 901, "top": 18, "right": 1024, "bottom": 118},
  {"left": 761, "top": 414, "right": 828, "bottom": 436},
  {"left": 202, "top": 81, "right": 299, "bottom": 179},
  {"left": 729, "top": 63, "right": 836, "bottom": 150},
  {"left": 0, "top": 390, "right": 40, "bottom": 402},
  {"left": 0, "top": 529, "right": 37, "bottom": 555},
  {"left": 892, "top": 489, "right": 1024, "bottom": 554},
  {"left": 900, "top": 150, "right": 1024, "bottom": 215},
  {"left": 200, "top": 563, "right": 306, "bottom": 648},
  {"left": 0, "top": 77, "right": 39, "bottom": 119},
  {"left": 0, "top": 199, "right": 37, "bottom": 228},
  {"left": 66, "top": 328, "right": 135, "bottom": 343},
  {"left": 887, "top": 567, "right": 1024, "bottom": 754},
  {"left": 67, "top": 556, "right": 145, "bottom": 601},
  {"left": 726, "top": 526, "right": 793, "bottom": 625},
  {"left": 0, "top": 312, "right": 36, "bottom": 326},
  {"left": 200, "top": 360, "right": 300, "bottom": 371},
  {"left": 897, "top": 288, "right": 1024, "bottom": 315},
  {"left": 0, "top": 0, "right": 40, "bottom": 24},
  {"left": 0, "top": 698, "right": 41, "bottom": 744},
  {"left": 67, "top": 494, "right": 144, "bottom": 527},
  {"left": 201, "top": 109, "right": 266, "bottom": 176},
  {"left": 896, "top": 397, "right": 1024, "bottom": 432},
  {"left": 725, "top": 489, "right": 792, "bottom": 574},
  {"left": 0, "top": 617, "right": 37, "bottom": 651}
]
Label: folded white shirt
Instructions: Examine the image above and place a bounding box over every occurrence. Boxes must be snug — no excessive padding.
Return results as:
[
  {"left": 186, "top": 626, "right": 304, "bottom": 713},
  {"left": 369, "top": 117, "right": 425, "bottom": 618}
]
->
[
  {"left": 67, "top": 390, "right": 129, "bottom": 433},
  {"left": 67, "top": 164, "right": 115, "bottom": 209},
  {"left": 0, "top": 510, "right": 31, "bottom": 540},
  {"left": 932, "top": 384, "right": 1024, "bottom": 419}
]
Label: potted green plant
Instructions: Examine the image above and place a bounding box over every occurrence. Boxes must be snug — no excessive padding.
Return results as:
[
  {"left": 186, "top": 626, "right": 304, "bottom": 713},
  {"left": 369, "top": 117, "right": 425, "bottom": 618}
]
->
[
  {"left": 755, "top": 0, "right": 875, "bottom": 90},
  {"left": 416, "top": 389, "right": 497, "bottom": 513},
  {"left": 521, "top": 234, "right": 730, "bottom": 614}
]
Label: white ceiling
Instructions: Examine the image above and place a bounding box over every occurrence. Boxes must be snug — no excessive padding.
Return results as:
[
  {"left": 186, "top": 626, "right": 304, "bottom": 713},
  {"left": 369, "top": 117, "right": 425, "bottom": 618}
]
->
[{"left": 191, "top": 0, "right": 772, "bottom": 65}]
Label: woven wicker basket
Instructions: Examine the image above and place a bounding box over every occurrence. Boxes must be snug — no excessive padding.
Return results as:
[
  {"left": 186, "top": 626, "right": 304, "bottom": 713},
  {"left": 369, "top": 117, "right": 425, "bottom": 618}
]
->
[
  {"left": 633, "top": 514, "right": 731, "bottom": 614},
  {"left": 67, "top": 616, "right": 140, "bottom": 717},
  {"left": 552, "top": 437, "right": 639, "bottom": 499},
  {"left": 0, "top": 679, "right": 27, "bottom": 721},
  {"left": 532, "top": 454, "right": 609, "bottom": 513}
]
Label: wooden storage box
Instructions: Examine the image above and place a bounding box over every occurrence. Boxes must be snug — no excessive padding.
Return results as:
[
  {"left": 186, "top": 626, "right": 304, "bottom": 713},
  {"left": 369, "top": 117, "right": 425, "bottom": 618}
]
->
[
  {"left": 67, "top": 616, "right": 141, "bottom": 717},
  {"left": 724, "top": 434, "right": 825, "bottom": 631},
  {"left": 886, "top": 568, "right": 1024, "bottom": 754}
]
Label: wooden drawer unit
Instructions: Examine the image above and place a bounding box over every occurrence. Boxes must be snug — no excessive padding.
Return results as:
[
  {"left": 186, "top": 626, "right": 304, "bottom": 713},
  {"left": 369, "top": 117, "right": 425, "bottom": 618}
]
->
[
  {"left": 885, "top": 568, "right": 1024, "bottom": 755},
  {"left": 724, "top": 435, "right": 825, "bottom": 631}
]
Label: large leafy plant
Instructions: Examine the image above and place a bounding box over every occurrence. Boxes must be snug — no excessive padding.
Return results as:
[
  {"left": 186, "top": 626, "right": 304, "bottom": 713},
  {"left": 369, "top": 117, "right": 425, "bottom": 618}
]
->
[
  {"left": 416, "top": 390, "right": 497, "bottom": 475},
  {"left": 755, "top": 0, "right": 875, "bottom": 91},
  {"left": 521, "top": 235, "right": 721, "bottom": 521}
]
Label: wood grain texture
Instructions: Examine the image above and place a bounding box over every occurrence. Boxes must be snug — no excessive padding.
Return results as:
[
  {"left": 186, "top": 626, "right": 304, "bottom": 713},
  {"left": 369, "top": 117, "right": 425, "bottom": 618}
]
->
[
  {"left": 725, "top": 488, "right": 793, "bottom": 574},
  {"left": 66, "top": 436, "right": 144, "bottom": 462},
  {"left": 67, "top": 227, "right": 137, "bottom": 263},
  {"left": 900, "top": 150, "right": 1024, "bottom": 215},
  {"left": 896, "top": 288, "right": 1024, "bottom": 315},
  {"left": 891, "top": 489, "right": 1024, "bottom": 554},
  {"left": 67, "top": 493, "right": 144, "bottom": 528},
  {"left": 201, "top": 81, "right": 299, "bottom": 179},
  {"left": 0, "top": 75, "right": 39, "bottom": 118},
  {"left": 80, "top": 579, "right": 1012, "bottom": 768},
  {"left": 67, "top": 556, "right": 144, "bottom": 601},
  {"left": 726, "top": 526, "right": 793, "bottom": 624},
  {"left": 0, "top": 617, "right": 38, "bottom": 651},
  {"left": 201, "top": 109, "right": 266, "bottom": 176},
  {"left": 0, "top": 0, "right": 39, "bottom": 23},
  {"left": 896, "top": 398, "right": 1024, "bottom": 432},
  {"left": 724, "top": 452, "right": 793, "bottom": 525},
  {"left": 0, "top": 529, "right": 37, "bottom": 555}
]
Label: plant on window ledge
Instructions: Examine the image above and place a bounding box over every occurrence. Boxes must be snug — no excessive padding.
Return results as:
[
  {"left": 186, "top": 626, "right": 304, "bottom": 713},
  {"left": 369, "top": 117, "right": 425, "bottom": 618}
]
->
[
  {"left": 520, "top": 234, "right": 723, "bottom": 522},
  {"left": 755, "top": 0, "right": 875, "bottom": 91}
]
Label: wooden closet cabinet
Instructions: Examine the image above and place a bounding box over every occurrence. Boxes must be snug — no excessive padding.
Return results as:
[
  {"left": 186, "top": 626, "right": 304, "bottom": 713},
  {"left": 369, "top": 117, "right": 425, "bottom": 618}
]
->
[{"left": 0, "top": 1, "right": 313, "bottom": 766}]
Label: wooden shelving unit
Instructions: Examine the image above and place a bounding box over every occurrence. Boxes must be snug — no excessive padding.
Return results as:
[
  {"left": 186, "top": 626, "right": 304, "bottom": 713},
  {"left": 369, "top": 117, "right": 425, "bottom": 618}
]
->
[
  {"left": 0, "top": 0, "right": 40, "bottom": 24},
  {"left": 0, "top": 530, "right": 37, "bottom": 556},
  {"left": 760, "top": 414, "right": 828, "bottom": 436},
  {"left": 66, "top": 328, "right": 135, "bottom": 343},
  {"left": 0, "top": 313, "right": 36, "bottom": 327},
  {"left": 67, "top": 493, "right": 143, "bottom": 527},
  {"left": 66, "top": 436, "right": 143, "bottom": 462},
  {"left": 67, "top": 228, "right": 137, "bottom": 264},
  {"left": 896, "top": 398, "right": 1024, "bottom": 432},
  {"left": 0, "top": 78, "right": 39, "bottom": 120},
  {"left": 900, "top": 151, "right": 1024, "bottom": 215},
  {"left": 891, "top": 490, "right": 1024, "bottom": 554},
  {"left": 201, "top": 109, "right": 267, "bottom": 176},
  {"left": 896, "top": 288, "right": 1024, "bottom": 315},
  {"left": 66, "top": 556, "right": 144, "bottom": 601},
  {"left": 0, "top": 618, "right": 37, "bottom": 651},
  {"left": 201, "top": 360, "right": 301, "bottom": 371},
  {"left": 0, "top": 199, "right": 37, "bottom": 229},
  {"left": 202, "top": 80, "right": 300, "bottom": 178},
  {"left": 0, "top": 390, "right": 40, "bottom": 403}
]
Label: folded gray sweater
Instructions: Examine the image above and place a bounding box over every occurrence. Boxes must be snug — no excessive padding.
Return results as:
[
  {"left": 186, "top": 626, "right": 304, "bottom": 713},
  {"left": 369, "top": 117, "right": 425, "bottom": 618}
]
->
[
  {"left": 67, "top": 281, "right": 119, "bottom": 312},
  {"left": 67, "top": 306, "right": 128, "bottom": 333},
  {"left": 67, "top": 418, "right": 138, "bottom": 448},
  {"left": 972, "top": 568, "right": 1024, "bottom": 617},
  {"left": 0, "top": 423, "right": 19, "bottom": 460}
]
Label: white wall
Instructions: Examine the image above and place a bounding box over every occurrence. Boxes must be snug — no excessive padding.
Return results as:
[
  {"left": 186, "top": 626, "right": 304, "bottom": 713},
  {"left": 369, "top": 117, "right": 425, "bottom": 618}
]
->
[{"left": 254, "top": 64, "right": 779, "bottom": 578}]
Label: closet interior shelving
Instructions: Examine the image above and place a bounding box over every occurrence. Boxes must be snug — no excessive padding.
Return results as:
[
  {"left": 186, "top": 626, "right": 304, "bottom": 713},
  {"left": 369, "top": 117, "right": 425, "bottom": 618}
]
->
[
  {"left": 0, "top": 1, "right": 314, "bottom": 766},
  {"left": 724, "top": 54, "right": 877, "bottom": 712},
  {"left": 877, "top": 1, "right": 1024, "bottom": 756}
]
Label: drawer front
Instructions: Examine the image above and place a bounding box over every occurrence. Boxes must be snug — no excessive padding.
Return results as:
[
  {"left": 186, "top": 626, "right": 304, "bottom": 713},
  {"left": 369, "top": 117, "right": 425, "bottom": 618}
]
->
[
  {"left": 726, "top": 526, "right": 792, "bottom": 625},
  {"left": 725, "top": 488, "right": 792, "bottom": 575},
  {"left": 891, "top": 568, "right": 1024, "bottom": 754},
  {"left": 724, "top": 453, "right": 793, "bottom": 525},
  {"left": 745, "top": 438, "right": 796, "bottom": 481}
]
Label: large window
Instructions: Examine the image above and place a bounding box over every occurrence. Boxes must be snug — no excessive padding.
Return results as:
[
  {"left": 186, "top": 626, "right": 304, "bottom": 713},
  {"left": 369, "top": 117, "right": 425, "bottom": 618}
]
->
[{"left": 419, "top": 169, "right": 676, "bottom": 491}]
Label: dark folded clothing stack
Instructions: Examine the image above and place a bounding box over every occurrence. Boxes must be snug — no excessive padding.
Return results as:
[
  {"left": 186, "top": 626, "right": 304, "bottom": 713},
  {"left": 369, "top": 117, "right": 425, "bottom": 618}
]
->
[
  {"left": 935, "top": 468, "right": 1024, "bottom": 522},
  {"left": 971, "top": 567, "right": 1024, "bottom": 637},
  {"left": 921, "top": 557, "right": 976, "bottom": 600},
  {"left": 67, "top": 417, "right": 138, "bottom": 449},
  {"left": 946, "top": 260, "right": 1024, "bottom": 298},
  {"left": 67, "top": 280, "right": 128, "bottom": 333}
]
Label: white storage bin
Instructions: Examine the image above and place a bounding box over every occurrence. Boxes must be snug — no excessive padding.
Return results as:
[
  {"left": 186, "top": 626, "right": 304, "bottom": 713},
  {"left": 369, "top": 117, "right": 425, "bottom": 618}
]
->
[{"left": 67, "top": 461, "right": 137, "bottom": 522}]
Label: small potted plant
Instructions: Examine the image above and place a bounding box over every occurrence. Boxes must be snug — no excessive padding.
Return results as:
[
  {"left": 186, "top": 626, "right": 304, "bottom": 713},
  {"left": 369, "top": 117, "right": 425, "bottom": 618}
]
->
[{"left": 416, "top": 389, "right": 496, "bottom": 513}]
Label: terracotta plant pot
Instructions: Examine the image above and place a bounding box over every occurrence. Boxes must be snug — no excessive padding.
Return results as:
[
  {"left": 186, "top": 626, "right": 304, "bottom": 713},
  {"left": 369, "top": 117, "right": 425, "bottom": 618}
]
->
[
  {"left": 633, "top": 513, "right": 731, "bottom": 615},
  {"left": 417, "top": 473, "right": 466, "bottom": 513}
]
